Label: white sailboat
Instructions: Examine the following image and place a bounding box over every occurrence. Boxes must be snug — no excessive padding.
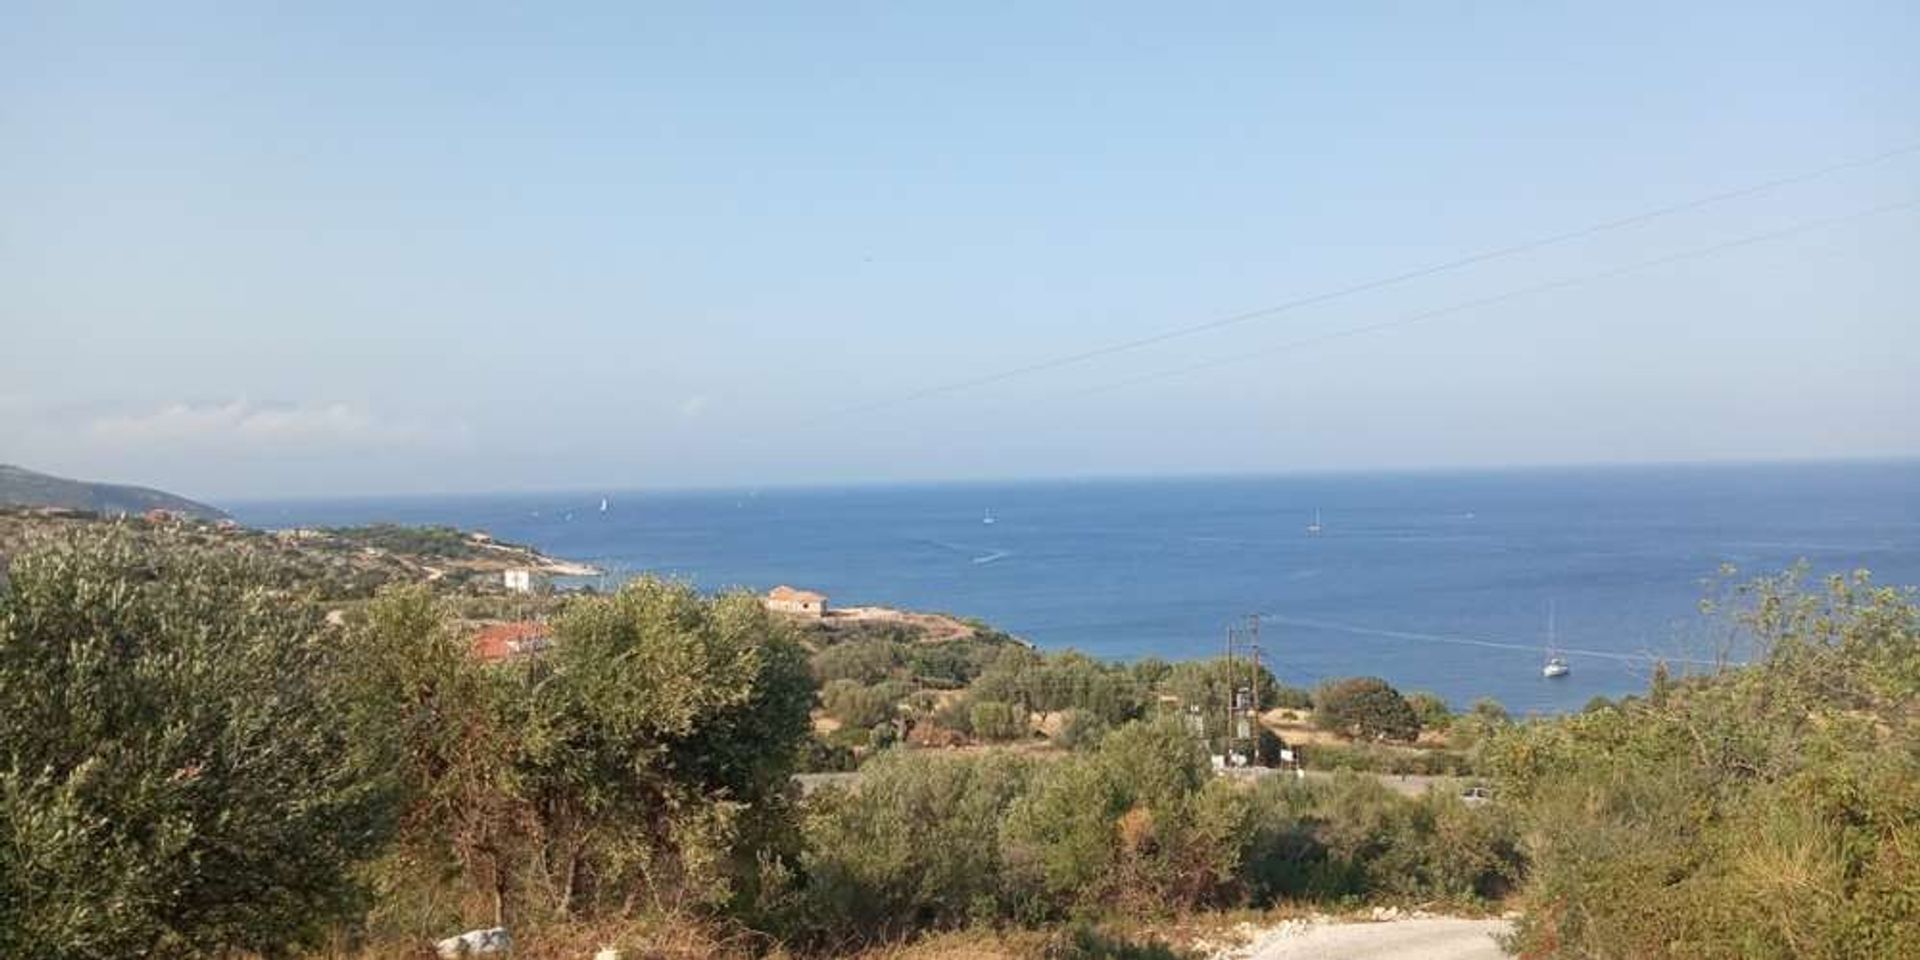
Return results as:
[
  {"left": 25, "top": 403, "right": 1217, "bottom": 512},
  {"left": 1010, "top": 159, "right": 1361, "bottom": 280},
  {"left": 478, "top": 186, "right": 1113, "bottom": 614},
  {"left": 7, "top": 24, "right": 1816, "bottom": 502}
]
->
[
  {"left": 1305, "top": 509, "right": 1324, "bottom": 535},
  {"left": 1542, "top": 602, "right": 1570, "bottom": 678},
  {"left": 599, "top": 497, "right": 610, "bottom": 513},
  {"left": 982, "top": 508, "right": 996, "bottom": 526}
]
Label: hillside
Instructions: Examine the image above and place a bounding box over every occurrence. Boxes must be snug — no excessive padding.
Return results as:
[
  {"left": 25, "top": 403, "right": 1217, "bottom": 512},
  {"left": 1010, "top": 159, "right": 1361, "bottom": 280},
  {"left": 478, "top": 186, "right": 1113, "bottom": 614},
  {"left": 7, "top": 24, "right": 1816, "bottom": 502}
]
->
[
  {"left": 0, "top": 509, "right": 596, "bottom": 601},
  {"left": 0, "top": 463, "right": 227, "bottom": 520}
]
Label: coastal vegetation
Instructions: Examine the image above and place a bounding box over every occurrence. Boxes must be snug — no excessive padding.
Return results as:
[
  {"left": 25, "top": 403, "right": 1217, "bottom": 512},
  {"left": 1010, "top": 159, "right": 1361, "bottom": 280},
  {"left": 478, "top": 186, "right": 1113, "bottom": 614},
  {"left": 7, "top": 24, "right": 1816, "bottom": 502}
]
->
[
  {"left": 0, "top": 530, "right": 395, "bottom": 958},
  {"left": 1310, "top": 676, "right": 1422, "bottom": 742},
  {"left": 0, "top": 507, "right": 588, "bottom": 602},
  {"left": 794, "top": 726, "right": 1520, "bottom": 948},
  {"left": 1485, "top": 567, "right": 1919, "bottom": 958},
  {"left": 1, "top": 519, "right": 1913, "bottom": 958}
]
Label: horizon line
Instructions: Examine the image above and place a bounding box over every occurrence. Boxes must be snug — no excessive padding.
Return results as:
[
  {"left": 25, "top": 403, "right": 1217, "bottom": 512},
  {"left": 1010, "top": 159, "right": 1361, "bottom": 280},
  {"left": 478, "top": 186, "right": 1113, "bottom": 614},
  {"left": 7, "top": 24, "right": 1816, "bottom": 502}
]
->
[{"left": 212, "top": 452, "right": 1920, "bottom": 506}]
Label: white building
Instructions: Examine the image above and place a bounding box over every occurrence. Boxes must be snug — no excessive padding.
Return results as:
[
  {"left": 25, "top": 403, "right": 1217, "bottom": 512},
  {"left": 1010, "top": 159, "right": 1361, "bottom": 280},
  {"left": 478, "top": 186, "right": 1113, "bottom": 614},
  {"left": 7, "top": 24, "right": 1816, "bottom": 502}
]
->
[
  {"left": 764, "top": 585, "right": 827, "bottom": 618},
  {"left": 503, "top": 569, "right": 536, "bottom": 593}
]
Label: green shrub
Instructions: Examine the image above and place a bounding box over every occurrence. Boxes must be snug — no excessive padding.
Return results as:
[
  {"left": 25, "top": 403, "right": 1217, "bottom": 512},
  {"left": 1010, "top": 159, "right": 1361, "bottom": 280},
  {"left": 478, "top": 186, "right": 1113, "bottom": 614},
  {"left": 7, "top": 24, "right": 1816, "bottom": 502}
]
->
[
  {"left": 811, "top": 638, "right": 904, "bottom": 685},
  {"left": 1002, "top": 718, "right": 1245, "bottom": 916},
  {"left": 904, "top": 636, "right": 1005, "bottom": 686},
  {"left": 352, "top": 577, "right": 815, "bottom": 933},
  {"left": 1405, "top": 690, "right": 1452, "bottom": 730},
  {"left": 798, "top": 752, "right": 1037, "bottom": 939},
  {"left": 1238, "top": 773, "right": 1520, "bottom": 904},
  {"left": 1491, "top": 569, "right": 1920, "bottom": 958},
  {"left": 0, "top": 530, "right": 400, "bottom": 959},
  {"left": 1128, "top": 656, "right": 1173, "bottom": 688},
  {"left": 969, "top": 699, "right": 1027, "bottom": 742},
  {"left": 791, "top": 715, "right": 1526, "bottom": 948},
  {"left": 1270, "top": 684, "right": 1315, "bottom": 710},
  {"left": 1158, "top": 658, "right": 1281, "bottom": 719},
  {"left": 821, "top": 678, "right": 907, "bottom": 728},
  {"left": 934, "top": 695, "right": 975, "bottom": 734},
  {"left": 971, "top": 650, "right": 1145, "bottom": 725},
  {"left": 798, "top": 735, "right": 860, "bottom": 773},
  {"left": 1299, "top": 742, "right": 1475, "bottom": 776},
  {"left": 1054, "top": 708, "right": 1110, "bottom": 750},
  {"left": 1314, "top": 676, "right": 1421, "bottom": 742}
]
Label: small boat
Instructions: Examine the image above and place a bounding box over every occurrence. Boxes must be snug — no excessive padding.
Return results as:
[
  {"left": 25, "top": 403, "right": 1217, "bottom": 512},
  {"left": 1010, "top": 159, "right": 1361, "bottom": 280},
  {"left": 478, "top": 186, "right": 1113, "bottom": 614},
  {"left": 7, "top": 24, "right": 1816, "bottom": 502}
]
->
[
  {"left": 982, "top": 509, "right": 996, "bottom": 525},
  {"left": 1542, "top": 602, "right": 1570, "bottom": 678},
  {"left": 599, "top": 497, "right": 609, "bottom": 513},
  {"left": 1305, "top": 509, "right": 1324, "bottom": 535}
]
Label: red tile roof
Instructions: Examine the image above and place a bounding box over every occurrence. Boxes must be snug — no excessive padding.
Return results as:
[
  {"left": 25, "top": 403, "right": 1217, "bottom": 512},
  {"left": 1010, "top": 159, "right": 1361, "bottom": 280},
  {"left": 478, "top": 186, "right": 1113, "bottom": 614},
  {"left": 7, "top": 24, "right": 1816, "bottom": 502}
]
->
[{"left": 470, "top": 621, "right": 552, "bottom": 662}]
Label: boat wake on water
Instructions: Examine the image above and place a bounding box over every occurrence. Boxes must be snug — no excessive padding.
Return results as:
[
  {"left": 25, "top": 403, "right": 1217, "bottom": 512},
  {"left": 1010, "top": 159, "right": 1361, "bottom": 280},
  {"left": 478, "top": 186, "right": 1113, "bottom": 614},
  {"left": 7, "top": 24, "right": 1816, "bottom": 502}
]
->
[{"left": 1259, "top": 615, "right": 1735, "bottom": 667}]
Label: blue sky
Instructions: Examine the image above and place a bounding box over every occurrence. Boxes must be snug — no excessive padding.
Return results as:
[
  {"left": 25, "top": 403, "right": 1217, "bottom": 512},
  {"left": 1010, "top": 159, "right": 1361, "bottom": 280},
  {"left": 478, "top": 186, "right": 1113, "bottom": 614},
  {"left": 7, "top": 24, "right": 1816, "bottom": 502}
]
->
[{"left": 3, "top": 2, "right": 1917, "bottom": 498}]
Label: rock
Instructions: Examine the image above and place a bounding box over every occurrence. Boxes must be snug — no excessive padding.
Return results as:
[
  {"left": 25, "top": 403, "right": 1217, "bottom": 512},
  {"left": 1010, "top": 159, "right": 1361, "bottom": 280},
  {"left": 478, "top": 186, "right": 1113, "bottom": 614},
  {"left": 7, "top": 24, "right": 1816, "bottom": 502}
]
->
[{"left": 435, "top": 927, "right": 512, "bottom": 957}]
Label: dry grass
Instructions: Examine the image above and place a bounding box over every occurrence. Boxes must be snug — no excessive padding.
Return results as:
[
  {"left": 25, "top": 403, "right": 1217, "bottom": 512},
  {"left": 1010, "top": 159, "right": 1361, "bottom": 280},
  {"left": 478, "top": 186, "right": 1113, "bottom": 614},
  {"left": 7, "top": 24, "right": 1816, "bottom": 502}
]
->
[{"left": 305, "top": 914, "right": 773, "bottom": 960}]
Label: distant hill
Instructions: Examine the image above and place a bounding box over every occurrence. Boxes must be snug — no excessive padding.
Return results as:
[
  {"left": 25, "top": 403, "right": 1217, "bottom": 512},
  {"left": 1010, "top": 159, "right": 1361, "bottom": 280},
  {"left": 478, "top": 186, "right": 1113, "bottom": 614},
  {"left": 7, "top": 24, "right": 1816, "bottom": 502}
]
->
[{"left": 0, "top": 464, "right": 227, "bottom": 521}]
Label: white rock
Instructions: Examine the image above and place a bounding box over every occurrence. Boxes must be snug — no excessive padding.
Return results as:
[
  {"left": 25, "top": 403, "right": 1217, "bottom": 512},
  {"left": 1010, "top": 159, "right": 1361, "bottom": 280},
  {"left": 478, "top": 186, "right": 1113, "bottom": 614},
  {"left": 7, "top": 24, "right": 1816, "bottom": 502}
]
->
[{"left": 435, "top": 927, "right": 512, "bottom": 958}]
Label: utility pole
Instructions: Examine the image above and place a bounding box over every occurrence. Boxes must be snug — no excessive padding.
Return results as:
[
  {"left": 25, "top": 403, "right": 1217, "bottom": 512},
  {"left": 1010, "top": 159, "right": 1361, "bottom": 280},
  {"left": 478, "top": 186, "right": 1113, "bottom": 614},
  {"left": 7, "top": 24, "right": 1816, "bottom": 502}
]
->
[
  {"left": 1222, "top": 623, "right": 1236, "bottom": 763},
  {"left": 1218, "top": 613, "right": 1267, "bottom": 767},
  {"left": 1249, "top": 613, "right": 1263, "bottom": 718}
]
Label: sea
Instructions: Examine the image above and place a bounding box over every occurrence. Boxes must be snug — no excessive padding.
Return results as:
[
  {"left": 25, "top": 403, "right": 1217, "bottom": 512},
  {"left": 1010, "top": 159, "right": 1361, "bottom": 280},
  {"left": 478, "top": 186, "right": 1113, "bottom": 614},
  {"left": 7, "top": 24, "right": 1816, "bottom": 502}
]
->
[{"left": 228, "top": 460, "right": 1920, "bottom": 716}]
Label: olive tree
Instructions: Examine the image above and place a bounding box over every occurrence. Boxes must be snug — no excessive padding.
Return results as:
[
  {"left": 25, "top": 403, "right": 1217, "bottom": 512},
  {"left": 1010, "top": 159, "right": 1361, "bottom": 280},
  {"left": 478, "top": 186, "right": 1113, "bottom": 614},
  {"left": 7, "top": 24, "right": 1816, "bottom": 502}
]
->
[
  {"left": 1313, "top": 676, "right": 1421, "bottom": 742},
  {"left": 0, "top": 530, "right": 399, "bottom": 959},
  {"left": 352, "top": 578, "right": 816, "bottom": 928}
]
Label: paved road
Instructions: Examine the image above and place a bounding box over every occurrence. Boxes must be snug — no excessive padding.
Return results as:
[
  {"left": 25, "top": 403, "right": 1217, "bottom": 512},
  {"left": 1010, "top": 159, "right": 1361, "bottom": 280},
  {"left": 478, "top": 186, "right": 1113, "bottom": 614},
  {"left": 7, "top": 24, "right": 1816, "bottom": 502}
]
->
[{"left": 1226, "top": 917, "right": 1511, "bottom": 960}]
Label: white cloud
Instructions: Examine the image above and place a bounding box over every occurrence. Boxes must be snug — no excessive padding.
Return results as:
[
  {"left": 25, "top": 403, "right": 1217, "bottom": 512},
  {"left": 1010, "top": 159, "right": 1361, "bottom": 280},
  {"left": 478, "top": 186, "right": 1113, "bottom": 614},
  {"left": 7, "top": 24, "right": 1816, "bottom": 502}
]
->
[
  {"left": 678, "top": 395, "right": 710, "bottom": 419},
  {"left": 85, "top": 400, "right": 460, "bottom": 449}
]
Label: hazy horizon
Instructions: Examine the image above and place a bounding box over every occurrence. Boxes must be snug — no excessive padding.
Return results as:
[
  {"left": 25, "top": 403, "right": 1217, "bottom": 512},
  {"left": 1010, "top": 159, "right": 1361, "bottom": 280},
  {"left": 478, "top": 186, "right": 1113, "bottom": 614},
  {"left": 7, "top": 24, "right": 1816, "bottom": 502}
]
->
[
  {"left": 7, "top": 3, "right": 1917, "bottom": 499},
  {"left": 91, "top": 453, "right": 1920, "bottom": 508}
]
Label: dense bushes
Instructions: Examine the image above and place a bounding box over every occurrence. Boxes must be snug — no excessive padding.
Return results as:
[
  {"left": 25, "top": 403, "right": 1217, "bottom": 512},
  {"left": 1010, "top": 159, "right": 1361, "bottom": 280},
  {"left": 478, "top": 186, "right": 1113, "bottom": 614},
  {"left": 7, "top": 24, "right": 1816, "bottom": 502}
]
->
[
  {"left": 0, "top": 531, "right": 400, "bottom": 959},
  {"left": 1052, "top": 708, "right": 1110, "bottom": 750},
  {"left": 1297, "top": 742, "right": 1475, "bottom": 777},
  {"left": 353, "top": 579, "right": 815, "bottom": 934},
  {"left": 1003, "top": 719, "right": 1247, "bottom": 915},
  {"left": 792, "top": 718, "right": 1521, "bottom": 947},
  {"left": 1313, "top": 676, "right": 1421, "bottom": 742},
  {"left": 968, "top": 699, "right": 1027, "bottom": 742},
  {"left": 1404, "top": 690, "right": 1452, "bottom": 731},
  {"left": 811, "top": 638, "right": 902, "bottom": 685},
  {"left": 968, "top": 650, "right": 1146, "bottom": 725},
  {"left": 1489, "top": 569, "right": 1920, "bottom": 959},
  {"left": 1239, "top": 773, "right": 1520, "bottom": 903},
  {"left": 22, "top": 522, "right": 1910, "bottom": 960},
  {"left": 795, "top": 752, "right": 1038, "bottom": 939},
  {"left": 820, "top": 678, "right": 908, "bottom": 727},
  {"left": 0, "top": 529, "right": 817, "bottom": 958}
]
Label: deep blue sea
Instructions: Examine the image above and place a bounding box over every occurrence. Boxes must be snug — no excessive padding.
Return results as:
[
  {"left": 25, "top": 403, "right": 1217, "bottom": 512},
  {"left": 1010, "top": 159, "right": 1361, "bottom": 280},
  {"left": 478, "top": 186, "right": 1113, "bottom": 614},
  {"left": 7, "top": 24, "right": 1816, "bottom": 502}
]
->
[{"left": 229, "top": 461, "right": 1919, "bottom": 715}]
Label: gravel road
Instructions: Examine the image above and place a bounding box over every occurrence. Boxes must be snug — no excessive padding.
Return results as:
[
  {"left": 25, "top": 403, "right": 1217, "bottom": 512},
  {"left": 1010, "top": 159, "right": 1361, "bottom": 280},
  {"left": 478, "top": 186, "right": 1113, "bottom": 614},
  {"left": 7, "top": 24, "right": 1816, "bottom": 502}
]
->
[{"left": 1220, "top": 916, "right": 1511, "bottom": 960}]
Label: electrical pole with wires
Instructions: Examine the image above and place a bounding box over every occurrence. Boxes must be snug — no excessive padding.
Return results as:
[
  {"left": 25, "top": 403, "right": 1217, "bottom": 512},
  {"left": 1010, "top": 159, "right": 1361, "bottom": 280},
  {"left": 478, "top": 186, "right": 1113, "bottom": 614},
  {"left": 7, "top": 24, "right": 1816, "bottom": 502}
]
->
[{"left": 1219, "top": 613, "right": 1266, "bottom": 767}]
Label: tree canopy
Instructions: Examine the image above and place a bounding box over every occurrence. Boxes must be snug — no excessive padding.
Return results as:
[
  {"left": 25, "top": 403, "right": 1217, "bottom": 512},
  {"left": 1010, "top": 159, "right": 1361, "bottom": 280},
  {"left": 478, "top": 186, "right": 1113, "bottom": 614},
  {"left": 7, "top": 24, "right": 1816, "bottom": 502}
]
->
[
  {"left": 0, "top": 530, "right": 398, "bottom": 959},
  {"left": 1313, "top": 676, "right": 1421, "bottom": 742}
]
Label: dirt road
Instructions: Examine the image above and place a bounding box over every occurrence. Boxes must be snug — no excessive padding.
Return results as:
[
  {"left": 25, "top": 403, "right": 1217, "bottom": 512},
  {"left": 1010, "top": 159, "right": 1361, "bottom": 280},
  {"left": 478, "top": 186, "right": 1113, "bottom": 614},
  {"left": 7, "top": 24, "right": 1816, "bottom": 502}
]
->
[{"left": 1218, "top": 916, "right": 1511, "bottom": 960}]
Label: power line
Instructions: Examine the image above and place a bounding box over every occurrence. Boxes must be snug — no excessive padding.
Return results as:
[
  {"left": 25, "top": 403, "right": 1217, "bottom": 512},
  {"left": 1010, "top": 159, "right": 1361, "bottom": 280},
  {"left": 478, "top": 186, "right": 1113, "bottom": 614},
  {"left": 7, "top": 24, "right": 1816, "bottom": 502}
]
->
[
  {"left": 1041, "top": 197, "right": 1918, "bottom": 402},
  {"left": 808, "top": 142, "right": 1920, "bottom": 423}
]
